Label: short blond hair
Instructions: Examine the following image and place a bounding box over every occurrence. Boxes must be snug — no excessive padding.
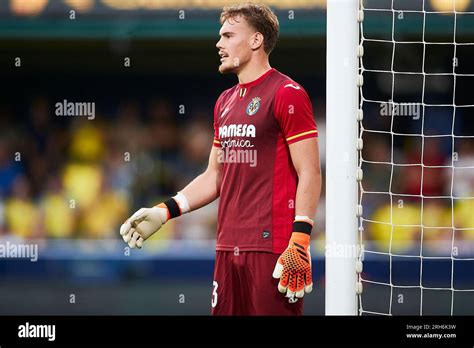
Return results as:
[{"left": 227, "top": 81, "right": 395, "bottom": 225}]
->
[{"left": 220, "top": 3, "right": 280, "bottom": 54}]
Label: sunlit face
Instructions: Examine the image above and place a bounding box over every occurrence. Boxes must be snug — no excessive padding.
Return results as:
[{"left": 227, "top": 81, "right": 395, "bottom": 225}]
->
[{"left": 216, "top": 15, "right": 256, "bottom": 74}]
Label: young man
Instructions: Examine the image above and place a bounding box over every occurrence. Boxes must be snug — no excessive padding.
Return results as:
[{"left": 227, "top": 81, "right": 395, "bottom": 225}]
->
[{"left": 120, "top": 3, "right": 321, "bottom": 315}]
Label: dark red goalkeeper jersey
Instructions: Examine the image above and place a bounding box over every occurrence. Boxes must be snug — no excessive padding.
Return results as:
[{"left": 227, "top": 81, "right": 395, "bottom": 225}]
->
[{"left": 213, "top": 68, "right": 318, "bottom": 254}]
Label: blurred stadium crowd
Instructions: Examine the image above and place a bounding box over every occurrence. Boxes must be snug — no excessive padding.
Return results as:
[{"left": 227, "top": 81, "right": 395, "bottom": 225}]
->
[
  {"left": 0, "top": 95, "right": 218, "bottom": 242},
  {"left": 0, "top": 93, "right": 473, "bottom": 255},
  {"left": 361, "top": 103, "right": 474, "bottom": 255}
]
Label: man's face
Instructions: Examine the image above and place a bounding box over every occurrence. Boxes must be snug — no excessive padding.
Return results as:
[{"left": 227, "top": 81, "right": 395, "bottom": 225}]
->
[{"left": 216, "top": 15, "right": 255, "bottom": 74}]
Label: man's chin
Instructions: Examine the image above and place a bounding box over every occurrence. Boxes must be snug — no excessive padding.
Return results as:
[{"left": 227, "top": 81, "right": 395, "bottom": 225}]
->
[{"left": 218, "top": 63, "right": 237, "bottom": 75}]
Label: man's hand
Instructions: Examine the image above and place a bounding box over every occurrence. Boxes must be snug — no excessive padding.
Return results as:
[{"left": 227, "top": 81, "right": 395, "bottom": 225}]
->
[
  {"left": 119, "top": 203, "right": 169, "bottom": 249},
  {"left": 272, "top": 232, "right": 313, "bottom": 301}
]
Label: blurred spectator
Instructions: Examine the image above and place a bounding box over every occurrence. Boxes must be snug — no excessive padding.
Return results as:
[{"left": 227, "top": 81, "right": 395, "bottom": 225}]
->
[
  {"left": 4, "top": 175, "right": 41, "bottom": 238},
  {"left": 422, "top": 200, "right": 453, "bottom": 253},
  {"left": 109, "top": 99, "right": 145, "bottom": 155},
  {"left": 403, "top": 138, "right": 446, "bottom": 196},
  {"left": 451, "top": 140, "right": 474, "bottom": 197},
  {"left": 454, "top": 198, "right": 474, "bottom": 239},
  {"left": 0, "top": 199, "right": 4, "bottom": 235},
  {"left": 69, "top": 121, "right": 105, "bottom": 162},
  {"left": 40, "top": 175, "right": 75, "bottom": 239},
  {"left": 104, "top": 141, "right": 134, "bottom": 195},
  {"left": 172, "top": 116, "right": 213, "bottom": 188},
  {"left": 62, "top": 162, "right": 103, "bottom": 209},
  {"left": 62, "top": 122, "right": 105, "bottom": 208},
  {"left": 0, "top": 139, "right": 23, "bottom": 197},
  {"left": 369, "top": 202, "right": 421, "bottom": 253},
  {"left": 362, "top": 133, "right": 391, "bottom": 193},
  {"left": 28, "top": 96, "right": 51, "bottom": 156},
  {"left": 147, "top": 98, "right": 179, "bottom": 155},
  {"left": 81, "top": 178, "right": 128, "bottom": 238}
]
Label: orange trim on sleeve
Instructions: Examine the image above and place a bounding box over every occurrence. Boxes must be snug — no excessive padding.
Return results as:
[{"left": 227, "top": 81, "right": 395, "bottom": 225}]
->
[{"left": 286, "top": 129, "right": 318, "bottom": 142}]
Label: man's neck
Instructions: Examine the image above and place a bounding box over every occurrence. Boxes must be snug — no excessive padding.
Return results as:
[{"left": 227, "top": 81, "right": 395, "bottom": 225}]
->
[{"left": 237, "top": 60, "right": 272, "bottom": 85}]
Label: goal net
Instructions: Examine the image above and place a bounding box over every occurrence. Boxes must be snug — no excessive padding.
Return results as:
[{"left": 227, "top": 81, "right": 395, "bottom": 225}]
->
[{"left": 357, "top": 0, "right": 474, "bottom": 315}]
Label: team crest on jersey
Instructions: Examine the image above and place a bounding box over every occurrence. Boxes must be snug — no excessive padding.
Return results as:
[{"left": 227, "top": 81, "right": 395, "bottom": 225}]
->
[{"left": 246, "top": 97, "right": 261, "bottom": 116}]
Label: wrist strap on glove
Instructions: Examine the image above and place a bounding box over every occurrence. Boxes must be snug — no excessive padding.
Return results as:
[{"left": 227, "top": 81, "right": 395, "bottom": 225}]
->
[
  {"left": 155, "top": 192, "right": 191, "bottom": 221},
  {"left": 293, "top": 215, "right": 314, "bottom": 236}
]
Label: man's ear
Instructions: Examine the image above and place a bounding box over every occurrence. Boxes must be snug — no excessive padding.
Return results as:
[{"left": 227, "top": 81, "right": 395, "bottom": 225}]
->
[{"left": 250, "top": 32, "right": 264, "bottom": 51}]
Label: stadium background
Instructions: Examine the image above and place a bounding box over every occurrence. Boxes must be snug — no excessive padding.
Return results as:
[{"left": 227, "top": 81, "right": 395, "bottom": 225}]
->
[{"left": 0, "top": 0, "right": 473, "bottom": 315}]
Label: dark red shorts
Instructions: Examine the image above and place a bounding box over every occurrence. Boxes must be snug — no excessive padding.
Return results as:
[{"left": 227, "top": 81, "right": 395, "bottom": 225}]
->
[{"left": 211, "top": 251, "right": 304, "bottom": 316}]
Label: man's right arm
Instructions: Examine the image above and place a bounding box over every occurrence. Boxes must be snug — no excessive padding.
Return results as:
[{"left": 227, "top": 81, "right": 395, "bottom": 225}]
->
[
  {"left": 119, "top": 145, "right": 221, "bottom": 248},
  {"left": 179, "top": 145, "right": 222, "bottom": 210},
  {"left": 120, "top": 89, "right": 225, "bottom": 249}
]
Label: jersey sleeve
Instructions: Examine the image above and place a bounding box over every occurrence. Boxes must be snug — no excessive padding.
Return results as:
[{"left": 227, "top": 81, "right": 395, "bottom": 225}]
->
[{"left": 273, "top": 81, "right": 318, "bottom": 145}]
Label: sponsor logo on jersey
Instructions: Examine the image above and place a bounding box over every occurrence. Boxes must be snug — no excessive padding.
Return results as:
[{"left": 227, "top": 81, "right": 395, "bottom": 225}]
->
[
  {"left": 246, "top": 97, "right": 261, "bottom": 116},
  {"left": 218, "top": 124, "right": 256, "bottom": 149},
  {"left": 219, "top": 124, "right": 256, "bottom": 138}
]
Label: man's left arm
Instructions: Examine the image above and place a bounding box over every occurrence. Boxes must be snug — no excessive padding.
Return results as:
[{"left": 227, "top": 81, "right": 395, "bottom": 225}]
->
[
  {"left": 289, "top": 137, "right": 322, "bottom": 222},
  {"left": 271, "top": 81, "right": 321, "bottom": 300},
  {"left": 271, "top": 138, "right": 321, "bottom": 300}
]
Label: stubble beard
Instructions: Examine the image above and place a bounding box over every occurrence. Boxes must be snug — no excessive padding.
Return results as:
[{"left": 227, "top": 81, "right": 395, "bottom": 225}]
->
[{"left": 218, "top": 61, "right": 238, "bottom": 74}]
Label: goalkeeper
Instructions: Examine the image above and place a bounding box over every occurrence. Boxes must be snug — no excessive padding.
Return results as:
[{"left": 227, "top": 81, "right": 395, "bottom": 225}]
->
[{"left": 120, "top": 3, "right": 321, "bottom": 315}]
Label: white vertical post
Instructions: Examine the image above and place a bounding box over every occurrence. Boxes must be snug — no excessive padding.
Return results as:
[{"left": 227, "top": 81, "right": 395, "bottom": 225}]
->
[{"left": 325, "top": 0, "right": 359, "bottom": 315}]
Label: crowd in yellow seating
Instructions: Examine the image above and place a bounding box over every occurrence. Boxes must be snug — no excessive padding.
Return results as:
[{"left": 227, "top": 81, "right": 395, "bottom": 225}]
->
[{"left": 0, "top": 96, "right": 215, "bottom": 240}]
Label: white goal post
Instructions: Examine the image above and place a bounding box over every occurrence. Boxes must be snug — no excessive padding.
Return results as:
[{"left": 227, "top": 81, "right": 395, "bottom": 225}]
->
[
  {"left": 325, "top": 0, "right": 360, "bottom": 315},
  {"left": 326, "top": 0, "right": 474, "bottom": 316}
]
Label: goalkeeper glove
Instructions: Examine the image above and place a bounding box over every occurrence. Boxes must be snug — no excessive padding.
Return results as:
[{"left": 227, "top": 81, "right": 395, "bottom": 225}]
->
[
  {"left": 273, "top": 217, "right": 313, "bottom": 302},
  {"left": 119, "top": 192, "right": 190, "bottom": 249}
]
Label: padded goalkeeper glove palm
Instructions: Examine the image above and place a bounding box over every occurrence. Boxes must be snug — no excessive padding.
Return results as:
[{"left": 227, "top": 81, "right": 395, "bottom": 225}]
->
[
  {"left": 273, "top": 231, "right": 313, "bottom": 301},
  {"left": 119, "top": 203, "right": 169, "bottom": 249}
]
